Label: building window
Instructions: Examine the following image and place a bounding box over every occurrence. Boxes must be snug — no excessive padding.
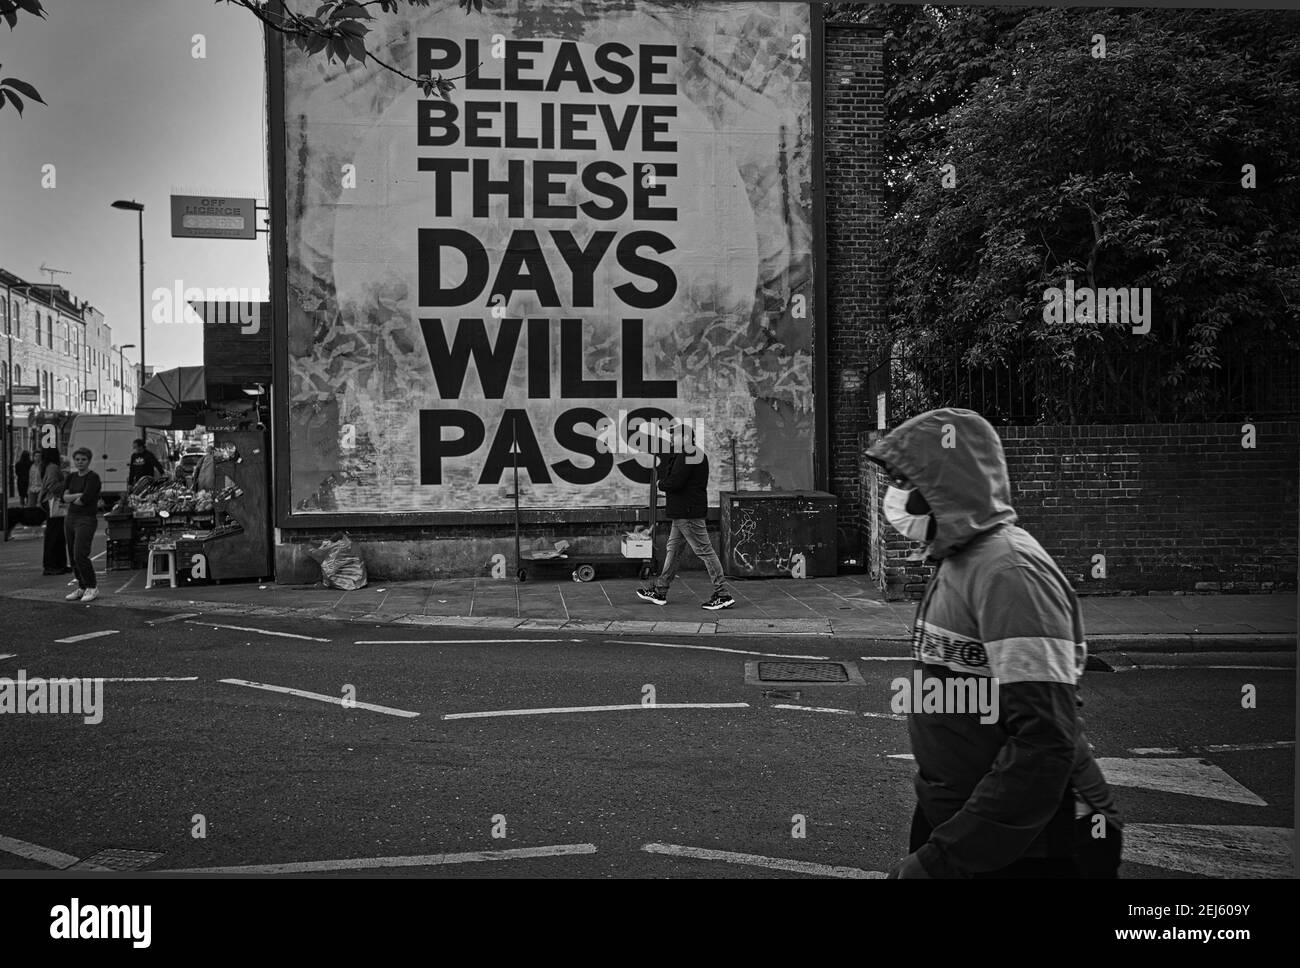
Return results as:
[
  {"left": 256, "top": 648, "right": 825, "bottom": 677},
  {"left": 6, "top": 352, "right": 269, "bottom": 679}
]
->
[
  {"left": 47, "top": 316, "right": 53, "bottom": 349},
  {"left": 0, "top": 299, "right": 7, "bottom": 335},
  {"left": 1, "top": 361, "right": 7, "bottom": 390},
  {"left": 13, "top": 364, "right": 20, "bottom": 384},
  {"left": 35, "top": 312, "right": 41, "bottom": 346}
]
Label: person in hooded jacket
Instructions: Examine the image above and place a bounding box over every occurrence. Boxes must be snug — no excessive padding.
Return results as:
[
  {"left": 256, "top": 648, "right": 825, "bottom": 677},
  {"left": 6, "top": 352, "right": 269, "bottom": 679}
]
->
[{"left": 867, "top": 408, "right": 1121, "bottom": 879}]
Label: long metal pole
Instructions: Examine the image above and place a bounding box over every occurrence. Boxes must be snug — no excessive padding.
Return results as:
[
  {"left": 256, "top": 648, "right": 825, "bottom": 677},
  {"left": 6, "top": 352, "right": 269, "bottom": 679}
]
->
[
  {"left": 137, "top": 209, "right": 146, "bottom": 382},
  {"left": 118, "top": 347, "right": 126, "bottom": 415}
]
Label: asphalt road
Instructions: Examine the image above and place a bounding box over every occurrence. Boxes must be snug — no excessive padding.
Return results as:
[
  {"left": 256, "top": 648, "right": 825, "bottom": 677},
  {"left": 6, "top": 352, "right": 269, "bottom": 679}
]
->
[{"left": 0, "top": 593, "right": 1293, "bottom": 879}]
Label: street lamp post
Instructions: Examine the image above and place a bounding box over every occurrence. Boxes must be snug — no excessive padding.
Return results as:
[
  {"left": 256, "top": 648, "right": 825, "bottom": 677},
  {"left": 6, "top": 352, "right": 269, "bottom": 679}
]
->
[
  {"left": 118, "top": 344, "right": 135, "bottom": 415},
  {"left": 110, "top": 200, "right": 145, "bottom": 383}
]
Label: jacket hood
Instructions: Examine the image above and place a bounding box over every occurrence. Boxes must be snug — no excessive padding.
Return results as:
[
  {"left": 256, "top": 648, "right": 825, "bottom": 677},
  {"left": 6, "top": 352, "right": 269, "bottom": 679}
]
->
[{"left": 866, "top": 408, "right": 1017, "bottom": 559}]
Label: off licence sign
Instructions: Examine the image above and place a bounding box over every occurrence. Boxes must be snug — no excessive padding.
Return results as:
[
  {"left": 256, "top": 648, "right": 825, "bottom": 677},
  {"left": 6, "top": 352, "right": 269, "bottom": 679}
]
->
[
  {"left": 9, "top": 384, "right": 40, "bottom": 404},
  {"left": 170, "top": 195, "right": 257, "bottom": 240}
]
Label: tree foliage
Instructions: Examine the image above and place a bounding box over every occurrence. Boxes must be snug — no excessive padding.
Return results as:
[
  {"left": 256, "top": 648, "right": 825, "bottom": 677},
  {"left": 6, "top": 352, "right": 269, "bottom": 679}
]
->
[{"left": 854, "top": 4, "right": 1300, "bottom": 382}]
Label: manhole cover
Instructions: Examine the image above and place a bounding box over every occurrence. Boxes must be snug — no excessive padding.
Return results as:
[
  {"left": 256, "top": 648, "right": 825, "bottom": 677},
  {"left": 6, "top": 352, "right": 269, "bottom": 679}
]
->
[
  {"left": 70, "top": 848, "right": 164, "bottom": 872},
  {"left": 746, "top": 661, "right": 865, "bottom": 686},
  {"left": 759, "top": 662, "right": 849, "bottom": 682}
]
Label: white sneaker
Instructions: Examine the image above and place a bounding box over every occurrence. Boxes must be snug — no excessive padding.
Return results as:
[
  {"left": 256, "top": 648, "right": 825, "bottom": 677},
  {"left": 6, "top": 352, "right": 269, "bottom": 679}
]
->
[
  {"left": 81, "top": 588, "right": 99, "bottom": 603},
  {"left": 65, "top": 588, "right": 84, "bottom": 601}
]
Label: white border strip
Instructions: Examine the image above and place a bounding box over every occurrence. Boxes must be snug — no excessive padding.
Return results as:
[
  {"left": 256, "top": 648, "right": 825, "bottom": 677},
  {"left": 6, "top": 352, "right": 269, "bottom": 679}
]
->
[
  {"left": 355, "top": 638, "right": 581, "bottom": 645},
  {"left": 221, "top": 678, "right": 418, "bottom": 718},
  {"left": 444, "top": 702, "right": 749, "bottom": 721},
  {"left": 54, "top": 630, "right": 120, "bottom": 643},
  {"left": 190, "top": 622, "right": 329, "bottom": 642},
  {"left": 167, "top": 843, "right": 598, "bottom": 875},
  {"left": 642, "top": 843, "right": 884, "bottom": 879},
  {"left": 613, "top": 640, "right": 829, "bottom": 660}
]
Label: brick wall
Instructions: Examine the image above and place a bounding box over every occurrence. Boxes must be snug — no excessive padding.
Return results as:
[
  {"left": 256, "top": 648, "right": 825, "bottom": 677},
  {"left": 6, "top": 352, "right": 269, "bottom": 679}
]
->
[
  {"left": 861, "top": 423, "right": 1299, "bottom": 599},
  {"left": 825, "top": 22, "right": 888, "bottom": 564}
]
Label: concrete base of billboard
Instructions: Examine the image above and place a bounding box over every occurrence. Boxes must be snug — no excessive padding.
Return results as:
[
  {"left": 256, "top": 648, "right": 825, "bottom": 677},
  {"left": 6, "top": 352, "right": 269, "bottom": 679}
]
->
[{"left": 274, "top": 531, "right": 723, "bottom": 584}]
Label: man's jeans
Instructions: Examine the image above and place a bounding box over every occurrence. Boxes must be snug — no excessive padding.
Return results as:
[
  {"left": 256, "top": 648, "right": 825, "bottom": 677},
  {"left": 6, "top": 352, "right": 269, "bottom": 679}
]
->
[
  {"left": 65, "top": 514, "right": 98, "bottom": 590},
  {"left": 654, "top": 518, "right": 728, "bottom": 597}
]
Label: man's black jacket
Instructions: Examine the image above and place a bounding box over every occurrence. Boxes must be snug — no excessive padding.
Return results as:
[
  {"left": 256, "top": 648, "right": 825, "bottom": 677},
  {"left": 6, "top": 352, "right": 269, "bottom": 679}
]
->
[{"left": 656, "top": 451, "right": 709, "bottom": 520}]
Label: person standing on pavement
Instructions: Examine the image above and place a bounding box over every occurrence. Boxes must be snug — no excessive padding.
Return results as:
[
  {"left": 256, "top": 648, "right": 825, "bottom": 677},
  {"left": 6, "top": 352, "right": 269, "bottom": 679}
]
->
[
  {"left": 867, "top": 407, "right": 1121, "bottom": 879},
  {"left": 14, "top": 450, "right": 33, "bottom": 505},
  {"left": 37, "top": 447, "right": 69, "bottom": 575},
  {"left": 636, "top": 421, "right": 735, "bottom": 611},
  {"left": 61, "top": 447, "right": 102, "bottom": 603},
  {"left": 126, "top": 438, "right": 164, "bottom": 488}
]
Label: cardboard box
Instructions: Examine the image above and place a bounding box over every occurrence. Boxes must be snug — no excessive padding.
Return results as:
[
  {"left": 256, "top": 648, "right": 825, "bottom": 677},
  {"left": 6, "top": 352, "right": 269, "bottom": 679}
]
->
[{"left": 621, "top": 535, "right": 653, "bottom": 558}]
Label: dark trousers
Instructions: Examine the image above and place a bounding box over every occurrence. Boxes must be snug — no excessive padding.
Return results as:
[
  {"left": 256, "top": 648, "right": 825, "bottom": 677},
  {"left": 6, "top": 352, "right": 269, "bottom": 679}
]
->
[
  {"left": 908, "top": 802, "right": 1117, "bottom": 878},
  {"left": 43, "top": 514, "right": 68, "bottom": 570},
  {"left": 65, "top": 514, "right": 98, "bottom": 589}
]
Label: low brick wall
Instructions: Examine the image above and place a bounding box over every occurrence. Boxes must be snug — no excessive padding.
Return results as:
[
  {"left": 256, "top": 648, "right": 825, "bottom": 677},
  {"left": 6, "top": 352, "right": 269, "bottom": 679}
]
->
[{"left": 860, "top": 422, "right": 1299, "bottom": 600}]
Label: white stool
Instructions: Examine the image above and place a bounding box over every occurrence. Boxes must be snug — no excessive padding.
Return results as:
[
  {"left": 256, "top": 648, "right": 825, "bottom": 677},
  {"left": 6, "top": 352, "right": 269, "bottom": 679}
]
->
[{"left": 146, "top": 549, "right": 177, "bottom": 589}]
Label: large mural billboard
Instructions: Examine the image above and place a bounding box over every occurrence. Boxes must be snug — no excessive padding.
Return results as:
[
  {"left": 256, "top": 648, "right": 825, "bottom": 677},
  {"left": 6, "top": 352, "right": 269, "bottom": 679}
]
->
[{"left": 278, "top": 0, "right": 818, "bottom": 515}]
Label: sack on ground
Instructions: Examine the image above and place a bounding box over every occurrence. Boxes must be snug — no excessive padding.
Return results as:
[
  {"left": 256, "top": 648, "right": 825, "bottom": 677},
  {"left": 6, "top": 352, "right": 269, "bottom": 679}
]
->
[{"left": 305, "top": 531, "right": 368, "bottom": 590}]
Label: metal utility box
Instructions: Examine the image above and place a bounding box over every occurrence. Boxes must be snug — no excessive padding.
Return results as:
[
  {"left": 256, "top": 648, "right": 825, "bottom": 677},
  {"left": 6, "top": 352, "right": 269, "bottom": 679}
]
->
[{"left": 719, "top": 491, "right": 839, "bottom": 578}]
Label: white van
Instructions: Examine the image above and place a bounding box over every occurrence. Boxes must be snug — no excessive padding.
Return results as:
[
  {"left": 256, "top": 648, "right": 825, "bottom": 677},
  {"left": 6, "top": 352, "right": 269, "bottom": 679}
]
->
[{"left": 66, "top": 415, "right": 172, "bottom": 508}]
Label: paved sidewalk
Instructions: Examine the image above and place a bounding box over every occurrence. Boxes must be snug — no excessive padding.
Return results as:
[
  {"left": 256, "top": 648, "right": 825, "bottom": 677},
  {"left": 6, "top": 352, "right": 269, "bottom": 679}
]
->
[{"left": 1, "top": 526, "right": 1294, "bottom": 648}]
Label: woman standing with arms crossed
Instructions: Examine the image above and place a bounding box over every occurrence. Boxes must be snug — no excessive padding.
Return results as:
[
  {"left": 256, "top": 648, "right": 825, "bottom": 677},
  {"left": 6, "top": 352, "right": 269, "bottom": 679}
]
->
[
  {"left": 61, "top": 447, "right": 102, "bottom": 602},
  {"left": 37, "top": 447, "right": 69, "bottom": 575}
]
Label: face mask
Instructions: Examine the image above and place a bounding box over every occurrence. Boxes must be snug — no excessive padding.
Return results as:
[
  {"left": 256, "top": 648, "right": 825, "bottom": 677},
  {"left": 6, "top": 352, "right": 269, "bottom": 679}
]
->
[{"left": 883, "top": 485, "right": 932, "bottom": 542}]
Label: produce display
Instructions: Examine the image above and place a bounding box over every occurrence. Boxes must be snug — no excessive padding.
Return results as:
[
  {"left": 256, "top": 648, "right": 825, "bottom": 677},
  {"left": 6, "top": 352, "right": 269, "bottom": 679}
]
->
[{"left": 126, "top": 479, "right": 214, "bottom": 515}]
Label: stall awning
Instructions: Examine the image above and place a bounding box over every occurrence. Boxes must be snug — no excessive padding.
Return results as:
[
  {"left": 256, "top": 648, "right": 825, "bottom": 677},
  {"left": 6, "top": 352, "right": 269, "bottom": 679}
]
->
[{"left": 134, "top": 366, "right": 206, "bottom": 429}]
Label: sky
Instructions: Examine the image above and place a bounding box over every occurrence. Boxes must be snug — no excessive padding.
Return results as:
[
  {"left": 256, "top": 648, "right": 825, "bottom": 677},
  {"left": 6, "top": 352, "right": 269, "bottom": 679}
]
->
[{"left": 0, "top": 0, "right": 269, "bottom": 373}]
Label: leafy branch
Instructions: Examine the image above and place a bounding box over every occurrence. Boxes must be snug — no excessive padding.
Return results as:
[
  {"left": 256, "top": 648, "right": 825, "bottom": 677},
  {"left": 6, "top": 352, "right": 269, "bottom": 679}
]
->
[
  {"left": 0, "top": 0, "right": 47, "bottom": 115},
  {"left": 218, "top": 0, "right": 484, "bottom": 99}
]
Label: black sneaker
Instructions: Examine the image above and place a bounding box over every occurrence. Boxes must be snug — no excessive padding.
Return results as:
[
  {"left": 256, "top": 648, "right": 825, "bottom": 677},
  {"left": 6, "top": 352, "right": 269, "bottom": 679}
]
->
[
  {"left": 702, "top": 593, "right": 735, "bottom": 610},
  {"left": 636, "top": 587, "right": 667, "bottom": 606}
]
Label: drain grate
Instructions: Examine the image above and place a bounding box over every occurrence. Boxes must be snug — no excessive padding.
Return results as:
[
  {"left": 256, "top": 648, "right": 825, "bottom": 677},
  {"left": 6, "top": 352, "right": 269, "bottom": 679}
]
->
[
  {"left": 758, "top": 661, "right": 850, "bottom": 683},
  {"left": 71, "top": 848, "right": 164, "bottom": 872}
]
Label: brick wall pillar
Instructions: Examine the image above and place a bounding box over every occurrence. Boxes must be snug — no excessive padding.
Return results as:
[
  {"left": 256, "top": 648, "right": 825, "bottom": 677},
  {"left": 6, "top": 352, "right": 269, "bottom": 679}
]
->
[{"left": 825, "top": 22, "right": 887, "bottom": 566}]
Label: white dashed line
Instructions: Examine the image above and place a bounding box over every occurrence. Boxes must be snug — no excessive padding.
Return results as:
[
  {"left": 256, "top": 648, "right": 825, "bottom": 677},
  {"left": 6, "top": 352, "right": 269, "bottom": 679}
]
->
[
  {"left": 1130, "top": 741, "right": 1294, "bottom": 755},
  {"left": 167, "top": 843, "right": 598, "bottom": 874},
  {"left": 444, "top": 702, "right": 749, "bottom": 721},
  {"left": 642, "top": 843, "right": 884, "bottom": 879},
  {"left": 54, "top": 630, "right": 120, "bottom": 643},
  {"left": 146, "top": 612, "right": 201, "bottom": 625},
  {"left": 770, "top": 704, "right": 856, "bottom": 716},
  {"left": 863, "top": 711, "right": 908, "bottom": 721},
  {"left": 221, "top": 678, "right": 418, "bottom": 718},
  {"left": 859, "top": 656, "right": 911, "bottom": 661},
  {"left": 189, "top": 622, "right": 329, "bottom": 642},
  {"left": 611, "top": 640, "right": 829, "bottom": 660},
  {"left": 0, "top": 654, "right": 15, "bottom": 661},
  {"left": 0, "top": 834, "right": 84, "bottom": 870}
]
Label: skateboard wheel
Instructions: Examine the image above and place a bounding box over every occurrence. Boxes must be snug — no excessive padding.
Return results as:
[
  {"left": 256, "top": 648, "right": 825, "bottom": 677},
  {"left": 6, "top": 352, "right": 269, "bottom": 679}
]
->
[
  {"left": 517, "top": 568, "right": 527, "bottom": 582},
  {"left": 574, "top": 563, "right": 596, "bottom": 583}
]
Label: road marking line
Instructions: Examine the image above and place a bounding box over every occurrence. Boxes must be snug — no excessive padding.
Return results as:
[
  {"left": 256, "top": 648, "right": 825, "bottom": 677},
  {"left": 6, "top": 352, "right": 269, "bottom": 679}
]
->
[
  {"left": 90, "top": 551, "right": 105, "bottom": 561},
  {"left": 189, "top": 622, "right": 329, "bottom": 642},
  {"left": 1130, "top": 741, "right": 1294, "bottom": 755},
  {"left": 1123, "top": 824, "right": 1293, "bottom": 879},
  {"left": 54, "top": 630, "right": 120, "bottom": 643},
  {"left": 0, "top": 834, "right": 83, "bottom": 869},
  {"left": 771, "top": 704, "right": 856, "bottom": 716},
  {"left": 354, "top": 638, "right": 582, "bottom": 645},
  {"left": 114, "top": 573, "right": 138, "bottom": 594},
  {"left": 221, "top": 678, "right": 419, "bottom": 718},
  {"left": 1096, "top": 757, "right": 1268, "bottom": 806},
  {"left": 0, "top": 654, "right": 15, "bottom": 661},
  {"left": 146, "top": 612, "right": 202, "bottom": 625},
  {"left": 859, "top": 656, "right": 911, "bottom": 661},
  {"left": 444, "top": 702, "right": 749, "bottom": 721},
  {"left": 863, "top": 711, "right": 908, "bottom": 720},
  {"left": 167, "top": 843, "right": 598, "bottom": 875},
  {"left": 887, "top": 753, "right": 915, "bottom": 760},
  {"left": 96, "top": 677, "right": 200, "bottom": 682},
  {"left": 1120, "top": 664, "right": 1292, "bottom": 671},
  {"left": 642, "top": 843, "right": 884, "bottom": 879},
  {"left": 611, "top": 640, "right": 829, "bottom": 660}
]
